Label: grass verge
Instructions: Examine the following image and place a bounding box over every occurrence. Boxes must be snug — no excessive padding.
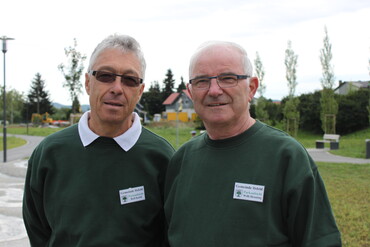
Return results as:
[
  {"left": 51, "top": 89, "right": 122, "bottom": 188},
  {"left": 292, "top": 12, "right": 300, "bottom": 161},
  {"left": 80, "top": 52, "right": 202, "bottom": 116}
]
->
[
  {"left": 318, "top": 162, "right": 369, "bottom": 247},
  {"left": 0, "top": 136, "right": 27, "bottom": 150}
]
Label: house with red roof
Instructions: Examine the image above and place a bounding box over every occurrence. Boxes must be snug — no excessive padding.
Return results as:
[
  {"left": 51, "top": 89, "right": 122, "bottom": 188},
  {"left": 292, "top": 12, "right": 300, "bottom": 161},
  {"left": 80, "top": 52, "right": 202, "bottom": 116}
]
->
[{"left": 162, "top": 90, "right": 197, "bottom": 122}]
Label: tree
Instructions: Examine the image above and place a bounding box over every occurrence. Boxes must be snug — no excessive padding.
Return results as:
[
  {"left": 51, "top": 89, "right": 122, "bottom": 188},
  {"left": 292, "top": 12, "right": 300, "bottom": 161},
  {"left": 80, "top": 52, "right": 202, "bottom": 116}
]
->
[
  {"left": 265, "top": 99, "right": 283, "bottom": 126},
  {"left": 255, "top": 98, "right": 270, "bottom": 122},
  {"left": 177, "top": 76, "right": 186, "bottom": 92},
  {"left": 319, "top": 26, "right": 338, "bottom": 133},
  {"left": 162, "top": 69, "right": 175, "bottom": 101},
  {"left": 297, "top": 91, "right": 322, "bottom": 133},
  {"left": 0, "top": 88, "right": 25, "bottom": 124},
  {"left": 285, "top": 41, "right": 298, "bottom": 97},
  {"left": 254, "top": 52, "right": 266, "bottom": 97},
  {"left": 140, "top": 81, "right": 164, "bottom": 117},
  {"left": 283, "top": 40, "right": 299, "bottom": 136},
  {"left": 254, "top": 52, "right": 269, "bottom": 122},
  {"left": 336, "top": 89, "right": 369, "bottom": 134},
  {"left": 320, "top": 27, "right": 335, "bottom": 89},
  {"left": 26, "top": 73, "right": 54, "bottom": 117},
  {"left": 58, "top": 38, "right": 86, "bottom": 114},
  {"left": 283, "top": 97, "right": 300, "bottom": 137}
]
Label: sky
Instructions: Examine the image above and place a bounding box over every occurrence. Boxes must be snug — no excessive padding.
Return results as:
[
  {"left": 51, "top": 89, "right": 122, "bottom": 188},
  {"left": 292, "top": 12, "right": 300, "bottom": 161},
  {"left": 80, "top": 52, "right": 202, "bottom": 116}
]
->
[{"left": 1, "top": 0, "right": 369, "bottom": 106}]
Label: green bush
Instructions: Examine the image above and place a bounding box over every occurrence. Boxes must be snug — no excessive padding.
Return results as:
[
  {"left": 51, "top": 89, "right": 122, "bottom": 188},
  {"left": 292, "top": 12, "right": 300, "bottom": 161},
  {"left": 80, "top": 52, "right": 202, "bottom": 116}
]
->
[{"left": 336, "top": 89, "right": 369, "bottom": 135}]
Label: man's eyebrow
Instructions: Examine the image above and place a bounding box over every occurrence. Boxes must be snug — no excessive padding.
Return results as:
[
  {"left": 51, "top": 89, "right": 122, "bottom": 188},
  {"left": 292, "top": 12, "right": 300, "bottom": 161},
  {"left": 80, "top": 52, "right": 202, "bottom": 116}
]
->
[
  {"left": 192, "top": 72, "right": 238, "bottom": 79},
  {"left": 192, "top": 74, "right": 209, "bottom": 79},
  {"left": 95, "top": 66, "right": 140, "bottom": 77}
]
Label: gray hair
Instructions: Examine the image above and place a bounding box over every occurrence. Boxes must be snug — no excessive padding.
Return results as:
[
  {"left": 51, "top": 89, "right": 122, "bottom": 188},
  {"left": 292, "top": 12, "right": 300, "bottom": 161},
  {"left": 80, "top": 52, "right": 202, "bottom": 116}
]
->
[
  {"left": 88, "top": 34, "right": 146, "bottom": 79},
  {"left": 189, "top": 41, "right": 253, "bottom": 78}
]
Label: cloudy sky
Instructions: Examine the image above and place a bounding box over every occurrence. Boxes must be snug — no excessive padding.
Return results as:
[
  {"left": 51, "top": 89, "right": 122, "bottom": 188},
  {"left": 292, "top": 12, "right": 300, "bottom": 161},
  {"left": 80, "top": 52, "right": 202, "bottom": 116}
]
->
[{"left": 1, "top": 0, "right": 369, "bottom": 105}]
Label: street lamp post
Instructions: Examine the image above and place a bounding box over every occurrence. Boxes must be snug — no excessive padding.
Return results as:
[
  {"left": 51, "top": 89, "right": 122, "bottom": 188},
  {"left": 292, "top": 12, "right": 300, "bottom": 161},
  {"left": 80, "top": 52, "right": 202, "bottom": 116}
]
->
[{"left": 1, "top": 36, "right": 15, "bottom": 163}]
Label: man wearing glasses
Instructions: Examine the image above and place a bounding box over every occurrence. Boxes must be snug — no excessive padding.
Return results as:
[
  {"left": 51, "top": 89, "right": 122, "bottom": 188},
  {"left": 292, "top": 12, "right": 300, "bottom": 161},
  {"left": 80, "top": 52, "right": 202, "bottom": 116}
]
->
[
  {"left": 23, "top": 34, "right": 175, "bottom": 246},
  {"left": 164, "top": 41, "right": 341, "bottom": 246}
]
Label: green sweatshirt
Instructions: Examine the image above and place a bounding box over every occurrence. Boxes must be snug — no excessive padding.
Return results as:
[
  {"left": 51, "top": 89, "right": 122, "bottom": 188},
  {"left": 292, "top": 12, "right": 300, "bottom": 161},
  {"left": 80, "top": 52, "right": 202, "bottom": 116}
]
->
[
  {"left": 23, "top": 124, "right": 175, "bottom": 247},
  {"left": 164, "top": 121, "right": 341, "bottom": 247}
]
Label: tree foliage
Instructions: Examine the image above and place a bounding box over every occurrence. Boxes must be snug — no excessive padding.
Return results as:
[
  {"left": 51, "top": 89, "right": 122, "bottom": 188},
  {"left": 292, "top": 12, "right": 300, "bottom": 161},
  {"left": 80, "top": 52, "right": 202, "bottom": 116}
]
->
[
  {"left": 283, "top": 97, "right": 300, "bottom": 137},
  {"left": 25, "top": 73, "right": 54, "bottom": 119},
  {"left": 254, "top": 52, "right": 265, "bottom": 97},
  {"left": 283, "top": 40, "right": 299, "bottom": 136},
  {"left": 336, "top": 89, "right": 369, "bottom": 134},
  {"left": 297, "top": 91, "right": 322, "bottom": 133},
  {"left": 319, "top": 27, "right": 337, "bottom": 133},
  {"left": 58, "top": 38, "right": 86, "bottom": 114},
  {"left": 265, "top": 100, "right": 283, "bottom": 126},
  {"left": 177, "top": 76, "right": 186, "bottom": 92},
  {"left": 162, "top": 69, "right": 175, "bottom": 101},
  {"left": 0, "top": 88, "right": 25, "bottom": 123},
  {"left": 254, "top": 52, "right": 269, "bottom": 122},
  {"left": 140, "top": 81, "right": 164, "bottom": 117},
  {"left": 285, "top": 40, "right": 298, "bottom": 97},
  {"left": 320, "top": 88, "right": 338, "bottom": 134},
  {"left": 255, "top": 97, "right": 269, "bottom": 123},
  {"left": 320, "top": 26, "right": 335, "bottom": 89}
]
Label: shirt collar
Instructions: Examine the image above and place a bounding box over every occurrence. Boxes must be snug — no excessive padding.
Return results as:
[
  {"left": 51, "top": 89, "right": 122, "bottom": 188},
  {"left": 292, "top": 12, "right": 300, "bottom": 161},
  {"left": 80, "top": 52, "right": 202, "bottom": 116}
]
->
[{"left": 78, "top": 111, "right": 142, "bottom": 151}]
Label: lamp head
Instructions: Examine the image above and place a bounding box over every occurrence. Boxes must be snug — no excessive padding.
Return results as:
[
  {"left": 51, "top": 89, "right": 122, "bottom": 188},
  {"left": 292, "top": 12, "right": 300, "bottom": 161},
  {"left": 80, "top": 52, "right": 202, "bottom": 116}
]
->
[{"left": 0, "top": 36, "right": 15, "bottom": 53}]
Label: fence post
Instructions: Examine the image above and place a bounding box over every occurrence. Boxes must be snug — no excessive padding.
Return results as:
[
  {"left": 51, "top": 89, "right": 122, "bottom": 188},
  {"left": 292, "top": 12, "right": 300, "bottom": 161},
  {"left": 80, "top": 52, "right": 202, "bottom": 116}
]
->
[{"left": 366, "top": 139, "right": 370, "bottom": 159}]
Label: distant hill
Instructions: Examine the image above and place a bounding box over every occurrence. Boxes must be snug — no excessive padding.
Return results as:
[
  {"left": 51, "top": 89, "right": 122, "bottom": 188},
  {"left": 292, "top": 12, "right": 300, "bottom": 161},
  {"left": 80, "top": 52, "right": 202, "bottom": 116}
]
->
[{"left": 53, "top": 103, "right": 90, "bottom": 112}]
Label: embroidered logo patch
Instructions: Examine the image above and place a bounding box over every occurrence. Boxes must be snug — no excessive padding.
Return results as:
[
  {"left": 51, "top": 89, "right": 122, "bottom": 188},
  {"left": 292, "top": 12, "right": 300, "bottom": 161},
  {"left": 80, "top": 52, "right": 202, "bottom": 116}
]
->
[
  {"left": 233, "top": 182, "right": 265, "bottom": 203},
  {"left": 119, "top": 186, "right": 145, "bottom": 205}
]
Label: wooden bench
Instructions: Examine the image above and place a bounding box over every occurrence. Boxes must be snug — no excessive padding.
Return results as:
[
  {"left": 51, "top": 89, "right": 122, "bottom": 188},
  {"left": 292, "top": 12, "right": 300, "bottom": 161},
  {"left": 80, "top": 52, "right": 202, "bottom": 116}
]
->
[{"left": 316, "top": 134, "right": 340, "bottom": 150}]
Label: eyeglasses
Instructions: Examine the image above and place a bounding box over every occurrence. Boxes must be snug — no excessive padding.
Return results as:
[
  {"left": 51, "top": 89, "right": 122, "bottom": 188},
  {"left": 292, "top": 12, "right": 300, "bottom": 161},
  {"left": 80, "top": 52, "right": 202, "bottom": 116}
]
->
[
  {"left": 89, "top": 70, "right": 143, "bottom": 87},
  {"left": 189, "top": 74, "right": 250, "bottom": 90}
]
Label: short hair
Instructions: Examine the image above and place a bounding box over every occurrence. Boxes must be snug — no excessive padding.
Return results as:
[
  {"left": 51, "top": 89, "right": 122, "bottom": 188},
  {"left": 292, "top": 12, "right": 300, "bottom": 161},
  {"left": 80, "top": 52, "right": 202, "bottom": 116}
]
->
[
  {"left": 88, "top": 34, "right": 146, "bottom": 79},
  {"left": 189, "top": 41, "right": 253, "bottom": 77}
]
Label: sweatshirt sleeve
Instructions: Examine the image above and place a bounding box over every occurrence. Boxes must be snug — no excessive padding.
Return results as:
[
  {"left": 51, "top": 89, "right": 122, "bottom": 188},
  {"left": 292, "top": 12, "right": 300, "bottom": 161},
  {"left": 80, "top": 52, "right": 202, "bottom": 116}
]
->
[
  {"left": 283, "top": 151, "right": 342, "bottom": 246},
  {"left": 23, "top": 150, "right": 51, "bottom": 246}
]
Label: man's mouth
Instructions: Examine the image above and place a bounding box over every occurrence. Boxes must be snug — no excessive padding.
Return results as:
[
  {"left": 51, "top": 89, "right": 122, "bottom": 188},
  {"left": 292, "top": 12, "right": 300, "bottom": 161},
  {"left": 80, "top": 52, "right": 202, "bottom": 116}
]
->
[
  {"left": 104, "top": 102, "right": 123, "bottom": 107},
  {"left": 208, "top": 103, "right": 227, "bottom": 107}
]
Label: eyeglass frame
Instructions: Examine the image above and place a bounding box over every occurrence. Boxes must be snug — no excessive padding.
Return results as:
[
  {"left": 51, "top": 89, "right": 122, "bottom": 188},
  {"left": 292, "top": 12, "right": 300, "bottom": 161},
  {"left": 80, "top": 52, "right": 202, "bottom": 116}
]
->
[
  {"left": 189, "top": 74, "right": 250, "bottom": 90},
  {"left": 89, "top": 70, "right": 143, "bottom": 87}
]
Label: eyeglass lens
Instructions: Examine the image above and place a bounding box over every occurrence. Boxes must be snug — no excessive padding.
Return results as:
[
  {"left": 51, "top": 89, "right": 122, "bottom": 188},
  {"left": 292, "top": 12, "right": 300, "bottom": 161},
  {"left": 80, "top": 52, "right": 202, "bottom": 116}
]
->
[
  {"left": 93, "top": 71, "right": 141, "bottom": 87},
  {"left": 193, "top": 75, "right": 239, "bottom": 89}
]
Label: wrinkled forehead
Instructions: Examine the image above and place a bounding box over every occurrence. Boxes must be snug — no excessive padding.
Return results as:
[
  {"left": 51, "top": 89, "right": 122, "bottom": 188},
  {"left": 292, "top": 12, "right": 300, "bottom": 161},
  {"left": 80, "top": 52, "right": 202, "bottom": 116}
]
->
[{"left": 190, "top": 45, "right": 244, "bottom": 76}]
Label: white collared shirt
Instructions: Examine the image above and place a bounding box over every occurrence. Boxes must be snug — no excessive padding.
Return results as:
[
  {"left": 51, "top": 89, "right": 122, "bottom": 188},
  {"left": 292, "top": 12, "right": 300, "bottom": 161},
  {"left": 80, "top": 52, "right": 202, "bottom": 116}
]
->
[{"left": 78, "top": 111, "right": 142, "bottom": 151}]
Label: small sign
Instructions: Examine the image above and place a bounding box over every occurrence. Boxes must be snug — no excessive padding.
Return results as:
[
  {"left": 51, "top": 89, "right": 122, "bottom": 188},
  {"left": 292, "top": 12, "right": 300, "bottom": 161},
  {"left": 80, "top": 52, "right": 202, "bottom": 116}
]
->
[
  {"left": 233, "top": 182, "right": 265, "bottom": 203},
  {"left": 119, "top": 186, "right": 145, "bottom": 205}
]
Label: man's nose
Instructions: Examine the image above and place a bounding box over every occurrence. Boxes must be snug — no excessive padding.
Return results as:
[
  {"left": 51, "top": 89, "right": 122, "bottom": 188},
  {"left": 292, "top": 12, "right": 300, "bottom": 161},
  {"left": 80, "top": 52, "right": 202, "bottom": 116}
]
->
[
  {"left": 207, "top": 78, "right": 223, "bottom": 96},
  {"left": 110, "top": 77, "right": 124, "bottom": 94}
]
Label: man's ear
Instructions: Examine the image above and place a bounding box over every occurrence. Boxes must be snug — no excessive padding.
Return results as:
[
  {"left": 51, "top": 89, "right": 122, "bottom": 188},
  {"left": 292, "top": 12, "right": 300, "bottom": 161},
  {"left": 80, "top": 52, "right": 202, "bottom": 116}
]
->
[
  {"left": 186, "top": 83, "right": 193, "bottom": 100},
  {"left": 248, "top": 77, "right": 259, "bottom": 102},
  {"left": 85, "top": 73, "right": 91, "bottom": 95},
  {"left": 136, "top": 83, "right": 145, "bottom": 102}
]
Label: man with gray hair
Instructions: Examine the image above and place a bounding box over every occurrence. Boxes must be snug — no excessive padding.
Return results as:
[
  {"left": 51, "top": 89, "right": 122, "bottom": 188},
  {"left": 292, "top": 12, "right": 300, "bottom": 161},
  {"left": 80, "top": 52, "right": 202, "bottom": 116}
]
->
[
  {"left": 23, "top": 34, "right": 174, "bottom": 246},
  {"left": 164, "top": 41, "right": 341, "bottom": 246}
]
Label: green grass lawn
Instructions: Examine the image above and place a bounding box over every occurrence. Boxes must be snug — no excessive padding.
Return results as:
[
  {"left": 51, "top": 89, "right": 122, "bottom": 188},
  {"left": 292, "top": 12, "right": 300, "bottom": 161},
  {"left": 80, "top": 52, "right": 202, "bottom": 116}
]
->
[
  {"left": 318, "top": 162, "right": 369, "bottom": 247},
  {"left": 2, "top": 124, "right": 369, "bottom": 158},
  {"left": 0, "top": 136, "right": 27, "bottom": 150},
  {"left": 2, "top": 126, "right": 62, "bottom": 136},
  {"left": 294, "top": 128, "right": 370, "bottom": 159},
  {"left": 0, "top": 126, "right": 61, "bottom": 151}
]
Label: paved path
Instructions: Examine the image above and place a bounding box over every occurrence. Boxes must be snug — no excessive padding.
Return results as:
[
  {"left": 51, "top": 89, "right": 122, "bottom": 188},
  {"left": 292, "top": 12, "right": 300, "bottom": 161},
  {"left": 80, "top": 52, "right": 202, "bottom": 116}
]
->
[
  {"left": 307, "top": 148, "right": 370, "bottom": 164},
  {"left": 0, "top": 135, "right": 44, "bottom": 163},
  {"left": 0, "top": 135, "right": 44, "bottom": 246},
  {"left": 0, "top": 136, "right": 369, "bottom": 246}
]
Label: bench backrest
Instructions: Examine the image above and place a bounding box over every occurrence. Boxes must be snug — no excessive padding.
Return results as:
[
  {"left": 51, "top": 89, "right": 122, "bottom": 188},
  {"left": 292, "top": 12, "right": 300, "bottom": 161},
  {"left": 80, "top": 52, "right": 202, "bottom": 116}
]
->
[{"left": 323, "top": 134, "right": 340, "bottom": 142}]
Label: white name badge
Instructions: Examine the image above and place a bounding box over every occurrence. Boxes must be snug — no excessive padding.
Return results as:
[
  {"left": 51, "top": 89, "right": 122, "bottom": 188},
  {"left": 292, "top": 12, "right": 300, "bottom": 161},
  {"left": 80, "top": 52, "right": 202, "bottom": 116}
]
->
[
  {"left": 233, "top": 182, "right": 265, "bottom": 203},
  {"left": 119, "top": 186, "right": 145, "bottom": 205}
]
